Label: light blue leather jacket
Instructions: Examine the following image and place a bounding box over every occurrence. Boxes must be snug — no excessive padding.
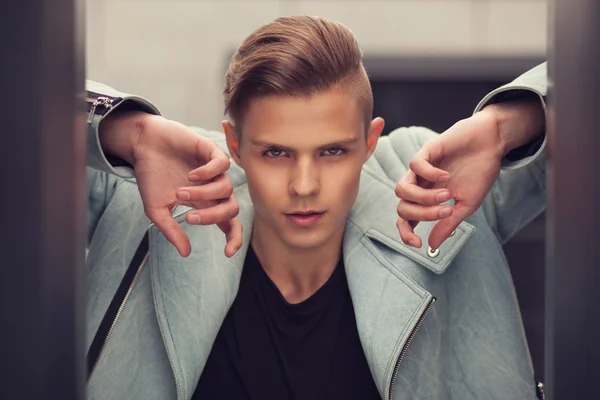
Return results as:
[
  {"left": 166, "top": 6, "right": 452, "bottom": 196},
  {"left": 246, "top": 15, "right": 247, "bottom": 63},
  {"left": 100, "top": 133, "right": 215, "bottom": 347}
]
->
[{"left": 85, "top": 64, "right": 547, "bottom": 400}]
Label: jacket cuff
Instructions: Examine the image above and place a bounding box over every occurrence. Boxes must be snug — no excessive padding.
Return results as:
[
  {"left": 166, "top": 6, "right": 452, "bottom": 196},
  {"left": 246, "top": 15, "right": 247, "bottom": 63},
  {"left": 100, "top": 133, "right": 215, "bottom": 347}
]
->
[
  {"left": 86, "top": 80, "right": 161, "bottom": 179},
  {"left": 473, "top": 64, "right": 548, "bottom": 170}
]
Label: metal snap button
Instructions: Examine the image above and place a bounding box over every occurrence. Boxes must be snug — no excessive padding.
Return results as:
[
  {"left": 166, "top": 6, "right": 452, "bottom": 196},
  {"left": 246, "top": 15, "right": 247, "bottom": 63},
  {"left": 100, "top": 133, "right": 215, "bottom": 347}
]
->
[{"left": 427, "top": 246, "right": 440, "bottom": 258}]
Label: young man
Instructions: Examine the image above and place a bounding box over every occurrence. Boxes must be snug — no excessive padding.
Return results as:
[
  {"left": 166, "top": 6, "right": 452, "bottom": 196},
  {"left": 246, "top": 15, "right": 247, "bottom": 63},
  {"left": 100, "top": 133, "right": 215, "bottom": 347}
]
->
[{"left": 85, "top": 16, "right": 547, "bottom": 400}]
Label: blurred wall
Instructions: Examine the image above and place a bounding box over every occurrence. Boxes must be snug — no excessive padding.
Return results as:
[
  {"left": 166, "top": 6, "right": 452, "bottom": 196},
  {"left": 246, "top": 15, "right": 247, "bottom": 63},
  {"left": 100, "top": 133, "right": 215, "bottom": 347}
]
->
[{"left": 86, "top": 0, "right": 547, "bottom": 131}]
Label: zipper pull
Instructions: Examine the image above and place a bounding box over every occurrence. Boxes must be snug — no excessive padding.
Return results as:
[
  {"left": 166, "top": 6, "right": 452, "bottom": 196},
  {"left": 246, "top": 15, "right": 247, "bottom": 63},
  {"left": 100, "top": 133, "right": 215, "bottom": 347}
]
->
[
  {"left": 86, "top": 96, "right": 114, "bottom": 124},
  {"left": 537, "top": 382, "right": 546, "bottom": 400}
]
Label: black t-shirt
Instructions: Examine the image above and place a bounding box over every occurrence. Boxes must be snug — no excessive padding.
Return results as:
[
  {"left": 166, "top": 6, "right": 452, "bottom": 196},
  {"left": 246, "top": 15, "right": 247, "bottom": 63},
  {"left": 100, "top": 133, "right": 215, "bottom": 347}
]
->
[{"left": 194, "top": 246, "right": 381, "bottom": 400}]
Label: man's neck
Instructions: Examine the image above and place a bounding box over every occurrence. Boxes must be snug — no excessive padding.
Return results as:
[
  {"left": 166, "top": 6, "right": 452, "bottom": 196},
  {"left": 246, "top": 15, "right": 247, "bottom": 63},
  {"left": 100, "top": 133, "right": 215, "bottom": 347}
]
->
[{"left": 250, "top": 218, "right": 344, "bottom": 304}]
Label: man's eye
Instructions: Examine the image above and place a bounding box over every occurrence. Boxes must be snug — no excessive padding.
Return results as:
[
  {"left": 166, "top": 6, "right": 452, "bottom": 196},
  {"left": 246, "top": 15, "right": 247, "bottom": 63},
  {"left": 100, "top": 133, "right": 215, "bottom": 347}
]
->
[
  {"left": 264, "top": 148, "right": 287, "bottom": 158},
  {"left": 322, "top": 147, "right": 346, "bottom": 156}
]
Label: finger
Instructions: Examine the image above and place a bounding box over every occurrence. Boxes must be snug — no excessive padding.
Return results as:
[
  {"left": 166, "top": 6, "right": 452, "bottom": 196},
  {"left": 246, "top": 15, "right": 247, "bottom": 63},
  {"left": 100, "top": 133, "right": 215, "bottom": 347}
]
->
[
  {"left": 145, "top": 206, "right": 191, "bottom": 257},
  {"left": 395, "top": 178, "right": 451, "bottom": 206},
  {"left": 188, "top": 141, "right": 231, "bottom": 182},
  {"left": 396, "top": 217, "right": 422, "bottom": 248},
  {"left": 409, "top": 157, "right": 450, "bottom": 183},
  {"left": 409, "top": 142, "right": 450, "bottom": 183},
  {"left": 185, "top": 196, "right": 240, "bottom": 226},
  {"left": 397, "top": 200, "right": 454, "bottom": 222},
  {"left": 400, "top": 169, "right": 418, "bottom": 186},
  {"left": 217, "top": 218, "right": 243, "bottom": 258},
  {"left": 428, "top": 204, "right": 472, "bottom": 250},
  {"left": 176, "top": 174, "right": 233, "bottom": 204}
]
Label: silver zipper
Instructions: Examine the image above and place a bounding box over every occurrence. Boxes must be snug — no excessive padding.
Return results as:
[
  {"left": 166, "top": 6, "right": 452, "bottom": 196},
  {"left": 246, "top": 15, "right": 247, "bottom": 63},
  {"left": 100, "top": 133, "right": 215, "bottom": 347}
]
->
[
  {"left": 537, "top": 382, "right": 546, "bottom": 400},
  {"left": 86, "top": 250, "right": 150, "bottom": 385},
  {"left": 388, "top": 297, "right": 436, "bottom": 400},
  {"left": 86, "top": 96, "right": 114, "bottom": 124}
]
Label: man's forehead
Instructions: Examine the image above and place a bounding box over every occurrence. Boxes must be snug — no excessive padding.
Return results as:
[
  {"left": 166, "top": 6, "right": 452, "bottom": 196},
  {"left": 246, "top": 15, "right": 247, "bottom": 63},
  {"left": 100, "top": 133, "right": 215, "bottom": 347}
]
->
[
  {"left": 248, "top": 136, "right": 362, "bottom": 149},
  {"left": 243, "top": 117, "right": 363, "bottom": 148},
  {"left": 241, "top": 90, "right": 365, "bottom": 144}
]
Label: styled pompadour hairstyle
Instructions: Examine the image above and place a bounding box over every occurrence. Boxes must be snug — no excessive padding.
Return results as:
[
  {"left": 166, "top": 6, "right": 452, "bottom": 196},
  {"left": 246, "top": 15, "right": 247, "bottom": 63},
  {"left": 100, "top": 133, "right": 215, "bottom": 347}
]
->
[{"left": 223, "top": 15, "right": 373, "bottom": 133}]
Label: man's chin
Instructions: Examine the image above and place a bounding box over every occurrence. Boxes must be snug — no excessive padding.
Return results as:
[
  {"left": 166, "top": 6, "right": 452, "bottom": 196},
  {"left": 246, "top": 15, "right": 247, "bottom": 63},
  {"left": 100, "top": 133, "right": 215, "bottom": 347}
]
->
[{"left": 279, "top": 230, "right": 331, "bottom": 251}]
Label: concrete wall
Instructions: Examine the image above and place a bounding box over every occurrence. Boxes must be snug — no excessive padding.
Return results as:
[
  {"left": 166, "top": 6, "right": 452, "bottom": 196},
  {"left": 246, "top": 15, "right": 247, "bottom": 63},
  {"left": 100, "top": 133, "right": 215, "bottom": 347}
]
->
[{"left": 86, "top": 0, "right": 547, "bottom": 130}]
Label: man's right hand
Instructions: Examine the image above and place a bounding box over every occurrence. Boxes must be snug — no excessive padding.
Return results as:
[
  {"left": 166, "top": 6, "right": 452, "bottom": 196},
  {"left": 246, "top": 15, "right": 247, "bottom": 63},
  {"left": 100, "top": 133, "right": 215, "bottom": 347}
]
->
[{"left": 99, "top": 111, "right": 242, "bottom": 258}]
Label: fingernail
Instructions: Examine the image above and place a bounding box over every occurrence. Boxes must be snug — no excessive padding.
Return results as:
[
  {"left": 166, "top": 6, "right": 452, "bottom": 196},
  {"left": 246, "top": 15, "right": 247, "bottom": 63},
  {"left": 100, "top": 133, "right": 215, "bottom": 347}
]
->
[
  {"left": 189, "top": 174, "right": 200, "bottom": 182},
  {"left": 188, "top": 214, "right": 200, "bottom": 223},
  {"left": 408, "top": 239, "right": 420, "bottom": 248},
  {"left": 177, "top": 191, "right": 191, "bottom": 201},
  {"left": 436, "top": 191, "right": 450, "bottom": 203},
  {"left": 438, "top": 174, "right": 450, "bottom": 182},
  {"left": 439, "top": 207, "right": 452, "bottom": 218}
]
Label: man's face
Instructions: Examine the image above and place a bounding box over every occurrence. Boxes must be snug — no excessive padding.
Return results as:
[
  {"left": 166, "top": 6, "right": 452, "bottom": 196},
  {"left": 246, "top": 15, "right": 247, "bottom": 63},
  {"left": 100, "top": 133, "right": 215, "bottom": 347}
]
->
[{"left": 225, "top": 88, "right": 383, "bottom": 251}]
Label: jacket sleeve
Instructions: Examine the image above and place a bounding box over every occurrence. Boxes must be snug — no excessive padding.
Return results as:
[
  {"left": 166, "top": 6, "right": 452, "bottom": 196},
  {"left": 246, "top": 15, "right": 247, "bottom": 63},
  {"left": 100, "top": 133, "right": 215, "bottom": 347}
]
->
[
  {"left": 85, "top": 80, "right": 160, "bottom": 246},
  {"left": 476, "top": 63, "right": 548, "bottom": 244}
]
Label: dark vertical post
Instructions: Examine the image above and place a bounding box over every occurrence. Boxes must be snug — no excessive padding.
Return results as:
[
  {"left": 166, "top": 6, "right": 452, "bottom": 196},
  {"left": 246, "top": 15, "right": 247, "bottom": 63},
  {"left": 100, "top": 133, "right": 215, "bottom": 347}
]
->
[
  {"left": 546, "top": 0, "right": 600, "bottom": 398},
  {"left": 0, "top": 0, "right": 86, "bottom": 398}
]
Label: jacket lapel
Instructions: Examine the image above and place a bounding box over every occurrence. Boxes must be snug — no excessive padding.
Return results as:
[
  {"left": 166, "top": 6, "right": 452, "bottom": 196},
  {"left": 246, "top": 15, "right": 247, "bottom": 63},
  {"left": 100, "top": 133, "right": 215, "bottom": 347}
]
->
[
  {"left": 343, "top": 168, "right": 434, "bottom": 399},
  {"left": 149, "top": 184, "right": 254, "bottom": 400}
]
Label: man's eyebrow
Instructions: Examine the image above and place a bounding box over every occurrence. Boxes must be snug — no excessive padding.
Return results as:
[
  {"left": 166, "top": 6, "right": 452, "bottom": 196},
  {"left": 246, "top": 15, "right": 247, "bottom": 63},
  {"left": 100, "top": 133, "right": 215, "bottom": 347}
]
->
[
  {"left": 319, "top": 137, "right": 362, "bottom": 147},
  {"left": 249, "top": 137, "right": 361, "bottom": 148}
]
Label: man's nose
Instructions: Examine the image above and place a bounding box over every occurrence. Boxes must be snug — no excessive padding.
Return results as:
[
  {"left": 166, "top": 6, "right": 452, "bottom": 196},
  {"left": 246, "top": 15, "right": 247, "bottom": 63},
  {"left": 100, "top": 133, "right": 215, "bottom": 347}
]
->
[{"left": 289, "top": 158, "right": 320, "bottom": 197}]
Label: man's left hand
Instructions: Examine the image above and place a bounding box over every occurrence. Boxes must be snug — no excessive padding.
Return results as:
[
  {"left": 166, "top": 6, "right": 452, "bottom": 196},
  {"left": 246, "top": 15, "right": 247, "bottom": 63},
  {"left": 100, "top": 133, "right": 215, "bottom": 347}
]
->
[{"left": 395, "top": 110, "right": 504, "bottom": 250}]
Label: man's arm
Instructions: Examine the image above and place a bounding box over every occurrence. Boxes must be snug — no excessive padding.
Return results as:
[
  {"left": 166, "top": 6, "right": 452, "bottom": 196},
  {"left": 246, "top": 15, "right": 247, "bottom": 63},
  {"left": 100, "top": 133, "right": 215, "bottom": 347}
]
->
[
  {"left": 478, "top": 64, "right": 548, "bottom": 244},
  {"left": 85, "top": 80, "right": 242, "bottom": 257},
  {"left": 85, "top": 80, "right": 161, "bottom": 246},
  {"left": 395, "top": 63, "right": 548, "bottom": 248}
]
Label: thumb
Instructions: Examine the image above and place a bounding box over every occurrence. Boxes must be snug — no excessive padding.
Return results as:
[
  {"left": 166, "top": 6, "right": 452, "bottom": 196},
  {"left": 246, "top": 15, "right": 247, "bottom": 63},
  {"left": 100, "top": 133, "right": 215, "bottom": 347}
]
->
[{"left": 146, "top": 207, "right": 191, "bottom": 257}]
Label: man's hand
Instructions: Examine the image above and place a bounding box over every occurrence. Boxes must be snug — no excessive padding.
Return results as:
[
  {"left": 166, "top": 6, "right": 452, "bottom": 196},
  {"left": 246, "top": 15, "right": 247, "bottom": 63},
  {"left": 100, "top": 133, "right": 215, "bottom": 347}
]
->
[
  {"left": 395, "top": 96, "right": 545, "bottom": 250},
  {"left": 100, "top": 111, "right": 242, "bottom": 258}
]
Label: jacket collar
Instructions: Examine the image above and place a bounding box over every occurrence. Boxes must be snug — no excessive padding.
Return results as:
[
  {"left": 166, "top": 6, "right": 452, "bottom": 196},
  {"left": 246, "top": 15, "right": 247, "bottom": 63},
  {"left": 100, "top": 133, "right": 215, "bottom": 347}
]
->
[{"left": 149, "top": 168, "right": 432, "bottom": 400}]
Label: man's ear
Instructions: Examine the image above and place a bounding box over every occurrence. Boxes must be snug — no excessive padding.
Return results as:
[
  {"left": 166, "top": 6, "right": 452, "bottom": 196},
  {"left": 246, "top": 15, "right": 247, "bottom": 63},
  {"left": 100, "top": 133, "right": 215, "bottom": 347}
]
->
[
  {"left": 365, "top": 117, "right": 385, "bottom": 160},
  {"left": 222, "top": 120, "right": 242, "bottom": 168}
]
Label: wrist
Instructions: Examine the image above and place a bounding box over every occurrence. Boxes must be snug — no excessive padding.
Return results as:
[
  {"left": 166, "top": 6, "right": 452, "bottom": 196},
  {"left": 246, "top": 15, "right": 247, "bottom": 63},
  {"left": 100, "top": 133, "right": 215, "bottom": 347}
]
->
[
  {"left": 99, "top": 110, "right": 153, "bottom": 166},
  {"left": 480, "top": 95, "right": 546, "bottom": 157}
]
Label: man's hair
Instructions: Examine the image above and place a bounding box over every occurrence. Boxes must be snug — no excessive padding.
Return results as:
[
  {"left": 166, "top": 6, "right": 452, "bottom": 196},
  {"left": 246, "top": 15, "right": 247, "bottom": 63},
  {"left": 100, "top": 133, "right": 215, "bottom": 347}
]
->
[{"left": 223, "top": 15, "right": 373, "bottom": 133}]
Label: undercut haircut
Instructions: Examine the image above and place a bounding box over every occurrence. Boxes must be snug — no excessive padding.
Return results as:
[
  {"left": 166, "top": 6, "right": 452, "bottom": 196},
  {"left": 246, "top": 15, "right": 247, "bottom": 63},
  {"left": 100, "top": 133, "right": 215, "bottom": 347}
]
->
[{"left": 223, "top": 15, "right": 374, "bottom": 134}]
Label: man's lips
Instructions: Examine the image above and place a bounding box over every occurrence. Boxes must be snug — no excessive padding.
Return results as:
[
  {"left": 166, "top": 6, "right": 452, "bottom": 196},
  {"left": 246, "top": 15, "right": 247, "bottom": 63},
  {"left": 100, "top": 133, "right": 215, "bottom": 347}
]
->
[
  {"left": 285, "top": 211, "right": 325, "bottom": 227},
  {"left": 287, "top": 210, "right": 325, "bottom": 215}
]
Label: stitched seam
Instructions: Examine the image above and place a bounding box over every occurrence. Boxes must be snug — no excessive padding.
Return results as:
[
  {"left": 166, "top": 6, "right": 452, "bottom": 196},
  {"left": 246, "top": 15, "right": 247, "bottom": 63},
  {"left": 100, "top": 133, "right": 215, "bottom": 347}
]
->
[{"left": 361, "top": 164, "right": 397, "bottom": 190}]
